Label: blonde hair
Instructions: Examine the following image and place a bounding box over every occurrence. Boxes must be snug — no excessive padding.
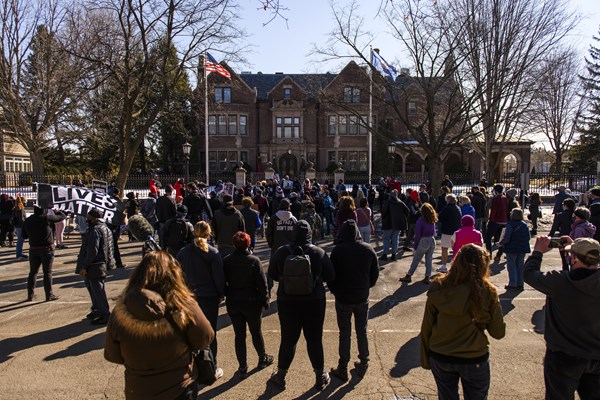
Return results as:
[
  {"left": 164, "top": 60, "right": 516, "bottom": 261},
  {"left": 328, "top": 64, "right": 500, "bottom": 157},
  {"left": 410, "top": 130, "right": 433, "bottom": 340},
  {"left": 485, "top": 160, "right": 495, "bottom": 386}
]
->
[
  {"left": 15, "top": 196, "right": 26, "bottom": 210},
  {"left": 338, "top": 195, "right": 356, "bottom": 211},
  {"left": 458, "top": 195, "right": 471, "bottom": 205},
  {"left": 193, "top": 221, "right": 211, "bottom": 252}
]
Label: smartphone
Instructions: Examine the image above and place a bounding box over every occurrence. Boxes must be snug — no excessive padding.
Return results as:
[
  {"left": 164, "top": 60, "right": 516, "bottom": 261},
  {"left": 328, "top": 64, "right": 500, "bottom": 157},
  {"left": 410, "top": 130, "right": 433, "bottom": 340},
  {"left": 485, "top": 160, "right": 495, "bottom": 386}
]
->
[{"left": 548, "top": 237, "right": 565, "bottom": 249}]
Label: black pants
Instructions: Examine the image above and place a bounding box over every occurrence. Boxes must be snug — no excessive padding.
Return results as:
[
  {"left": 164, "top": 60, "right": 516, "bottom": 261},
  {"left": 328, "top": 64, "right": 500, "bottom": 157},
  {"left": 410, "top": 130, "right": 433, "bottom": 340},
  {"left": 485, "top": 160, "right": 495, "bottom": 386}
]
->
[
  {"left": 277, "top": 298, "right": 326, "bottom": 371},
  {"left": 108, "top": 225, "right": 124, "bottom": 268},
  {"left": 174, "top": 382, "right": 198, "bottom": 400},
  {"left": 196, "top": 296, "right": 220, "bottom": 365},
  {"left": 544, "top": 349, "right": 600, "bottom": 400},
  {"left": 484, "top": 221, "right": 505, "bottom": 253},
  {"left": 27, "top": 248, "right": 55, "bottom": 298},
  {"left": 227, "top": 300, "right": 266, "bottom": 368},
  {"left": 0, "top": 220, "right": 14, "bottom": 244}
]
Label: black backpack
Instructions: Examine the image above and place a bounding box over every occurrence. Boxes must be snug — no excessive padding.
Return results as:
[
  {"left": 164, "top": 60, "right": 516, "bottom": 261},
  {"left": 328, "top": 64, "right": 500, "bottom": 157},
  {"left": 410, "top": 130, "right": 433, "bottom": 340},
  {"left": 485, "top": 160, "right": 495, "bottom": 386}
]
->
[
  {"left": 282, "top": 245, "right": 314, "bottom": 295},
  {"left": 167, "top": 219, "right": 189, "bottom": 248}
]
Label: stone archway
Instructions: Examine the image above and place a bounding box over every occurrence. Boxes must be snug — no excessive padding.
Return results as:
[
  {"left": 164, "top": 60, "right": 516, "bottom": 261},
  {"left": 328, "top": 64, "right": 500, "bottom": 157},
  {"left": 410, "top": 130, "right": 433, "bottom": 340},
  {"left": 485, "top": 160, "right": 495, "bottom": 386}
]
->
[{"left": 278, "top": 153, "right": 298, "bottom": 177}]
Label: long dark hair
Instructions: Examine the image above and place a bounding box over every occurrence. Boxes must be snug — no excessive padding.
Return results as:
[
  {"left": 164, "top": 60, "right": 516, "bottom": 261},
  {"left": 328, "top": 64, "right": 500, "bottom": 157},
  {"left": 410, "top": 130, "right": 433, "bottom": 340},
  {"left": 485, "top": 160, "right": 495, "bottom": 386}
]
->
[{"left": 435, "top": 244, "right": 498, "bottom": 322}]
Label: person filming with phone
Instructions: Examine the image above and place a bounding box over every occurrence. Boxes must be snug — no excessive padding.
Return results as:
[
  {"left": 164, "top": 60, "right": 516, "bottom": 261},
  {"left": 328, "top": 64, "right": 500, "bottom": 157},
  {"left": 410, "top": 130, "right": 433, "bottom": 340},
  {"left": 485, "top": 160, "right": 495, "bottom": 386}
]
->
[{"left": 523, "top": 235, "right": 600, "bottom": 399}]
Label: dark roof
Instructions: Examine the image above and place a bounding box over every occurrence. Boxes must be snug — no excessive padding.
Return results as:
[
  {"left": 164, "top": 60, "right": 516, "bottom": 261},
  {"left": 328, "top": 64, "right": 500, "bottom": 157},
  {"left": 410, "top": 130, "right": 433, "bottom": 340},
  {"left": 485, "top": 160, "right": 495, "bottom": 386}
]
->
[{"left": 239, "top": 73, "right": 337, "bottom": 100}]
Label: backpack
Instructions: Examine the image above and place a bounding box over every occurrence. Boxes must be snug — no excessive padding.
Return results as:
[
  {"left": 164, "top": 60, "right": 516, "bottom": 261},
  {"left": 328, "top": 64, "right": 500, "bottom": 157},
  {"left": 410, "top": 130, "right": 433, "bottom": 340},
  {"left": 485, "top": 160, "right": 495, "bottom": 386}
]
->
[
  {"left": 167, "top": 219, "right": 189, "bottom": 248},
  {"left": 282, "top": 245, "right": 314, "bottom": 295}
]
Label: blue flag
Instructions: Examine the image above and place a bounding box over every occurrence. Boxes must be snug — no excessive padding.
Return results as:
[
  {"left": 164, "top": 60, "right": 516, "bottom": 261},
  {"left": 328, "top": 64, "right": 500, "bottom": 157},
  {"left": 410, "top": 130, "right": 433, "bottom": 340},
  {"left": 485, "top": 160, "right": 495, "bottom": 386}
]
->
[{"left": 372, "top": 50, "right": 398, "bottom": 81}]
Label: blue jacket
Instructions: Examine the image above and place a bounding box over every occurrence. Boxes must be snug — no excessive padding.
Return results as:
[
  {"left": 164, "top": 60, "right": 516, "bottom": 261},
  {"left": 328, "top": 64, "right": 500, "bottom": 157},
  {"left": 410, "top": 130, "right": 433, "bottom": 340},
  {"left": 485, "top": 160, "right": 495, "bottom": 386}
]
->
[
  {"left": 460, "top": 204, "right": 476, "bottom": 219},
  {"left": 500, "top": 220, "right": 531, "bottom": 254}
]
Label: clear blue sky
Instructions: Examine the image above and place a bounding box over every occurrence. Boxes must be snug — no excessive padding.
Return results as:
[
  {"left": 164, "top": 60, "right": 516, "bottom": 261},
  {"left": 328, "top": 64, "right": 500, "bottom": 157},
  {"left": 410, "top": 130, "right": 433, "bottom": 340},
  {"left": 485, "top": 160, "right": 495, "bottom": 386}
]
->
[{"left": 233, "top": 0, "right": 599, "bottom": 74}]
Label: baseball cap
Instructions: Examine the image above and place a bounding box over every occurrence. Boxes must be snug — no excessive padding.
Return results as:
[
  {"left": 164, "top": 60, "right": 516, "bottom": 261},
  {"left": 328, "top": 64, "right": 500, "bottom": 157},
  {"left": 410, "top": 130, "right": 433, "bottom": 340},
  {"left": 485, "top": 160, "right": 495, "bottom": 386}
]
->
[{"left": 564, "top": 238, "right": 600, "bottom": 264}]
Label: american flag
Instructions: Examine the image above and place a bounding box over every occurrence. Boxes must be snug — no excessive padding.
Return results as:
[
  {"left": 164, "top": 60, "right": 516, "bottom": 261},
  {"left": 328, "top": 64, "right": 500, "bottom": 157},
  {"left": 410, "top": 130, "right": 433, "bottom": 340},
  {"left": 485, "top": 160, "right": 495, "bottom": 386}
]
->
[{"left": 205, "top": 52, "right": 231, "bottom": 79}]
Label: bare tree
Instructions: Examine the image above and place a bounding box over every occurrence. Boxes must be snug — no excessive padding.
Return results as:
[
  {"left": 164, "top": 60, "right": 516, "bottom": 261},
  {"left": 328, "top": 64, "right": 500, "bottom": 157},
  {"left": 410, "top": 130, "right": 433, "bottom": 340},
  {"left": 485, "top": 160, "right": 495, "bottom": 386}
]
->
[
  {"left": 449, "top": 0, "right": 578, "bottom": 181},
  {"left": 0, "top": 0, "right": 86, "bottom": 174},
  {"left": 530, "top": 49, "right": 584, "bottom": 173}
]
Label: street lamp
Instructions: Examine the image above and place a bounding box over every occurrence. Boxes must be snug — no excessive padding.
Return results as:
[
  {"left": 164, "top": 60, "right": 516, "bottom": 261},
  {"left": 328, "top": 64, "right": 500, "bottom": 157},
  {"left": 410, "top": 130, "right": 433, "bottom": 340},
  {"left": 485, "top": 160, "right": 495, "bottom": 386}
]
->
[
  {"left": 387, "top": 144, "right": 396, "bottom": 177},
  {"left": 182, "top": 142, "right": 192, "bottom": 183}
]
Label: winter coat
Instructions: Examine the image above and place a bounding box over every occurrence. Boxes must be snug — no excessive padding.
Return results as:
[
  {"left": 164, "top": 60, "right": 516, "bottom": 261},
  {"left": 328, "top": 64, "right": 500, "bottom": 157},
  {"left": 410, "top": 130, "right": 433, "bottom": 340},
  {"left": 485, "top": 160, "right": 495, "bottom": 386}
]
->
[
  {"left": 589, "top": 203, "right": 600, "bottom": 241},
  {"left": 499, "top": 220, "right": 531, "bottom": 254},
  {"left": 155, "top": 195, "right": 176, "bottom": 223},
  {"left": 212, "top": 204, "right": 245, "bottom": 249},
  {"left": 381, "top": 195, "right": 409, "bottom": 231},
  {"left": 183, "top": 192, "right": 213, "bottom": 224},
  {"left": 266, "top": 210, "right": 298, "bottom": 251},
  {"left": 104, "top": 289, "right": 214, "bottom": 400},
  {"left": 438, "top": 204, "right": 462, "bottom": 236},
  {"left": 451, "top": 227, "right": 483, "bottom": 255},
  {"left": 240, "top": 206, "right": 261, "bottom": 238},
  {"left": 471, "top": 192, "right": 487, "bottom": 219},
  {"left": 176, "top": 244, "right": 225, "bottom": 299},
  {"left": 569, "top": 219, "right": 597, "bottom": 240},
  {"left": 549, "top": 210, "right": 574, "bottom": 237},
  {"left": 328, "top": 220, "right": 379, "bottom": 304},
  {"left": 460, "top": 204, "right": 476, "bottom": 219},
  {"left": 223, "top": 249, "right": 269, "bottom": 307},
  {"left": 420, "top": 281, "right": 505, "bottom": 370},
  {"left": 488, "top": 195, "right": 509, "bottom": 223}
]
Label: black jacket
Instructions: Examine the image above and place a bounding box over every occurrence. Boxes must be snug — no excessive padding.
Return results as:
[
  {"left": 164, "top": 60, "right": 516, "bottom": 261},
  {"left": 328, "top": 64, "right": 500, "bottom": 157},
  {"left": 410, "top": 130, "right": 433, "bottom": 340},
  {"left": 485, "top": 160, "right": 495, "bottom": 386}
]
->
[
  {"left": 438, "top": 203, "right": 462, "bottom": 235},
  {"left": 549, "top": 210, "right": 573, "bottom": 237},
  {"left": 183, "top": 192, "right": 213, "bottom": 223},
  {"left": 240, "top": 206, "right": 260, "bottom": 237},
  {"left": 329, "top": 220, "right": 379, "bottom": 304},
  {"left": 266, "top": 210, "right": 297, "bottom": 251},
  {"left": 176, "top": 243, "right": 225, "bottom": 298},
  {"left": 76, "top": 221, "right": 115, "bottom": 275},
  {"left": 589, "top": 202, "right": 600, "bottom": 242},
  {"left": 471, "top": 192, "right": 487, "bottom": 219},
  {"left": 268, "top": 220, "right": 334, "bottom": 302},
  {"left": 22, "top": 210, "right": 66, "bottom": 248},
  {"left": 156, "top": 194, "right": 176, "bottom": 223},
  {"left": 212, "top": 204, "right": 245, "bottom": 248},
  {"left": 381, "top": 195, "right": 409, "bottom": 231},
  {"left": 223, "top": 249, "right": 269, "bottom": 307}
]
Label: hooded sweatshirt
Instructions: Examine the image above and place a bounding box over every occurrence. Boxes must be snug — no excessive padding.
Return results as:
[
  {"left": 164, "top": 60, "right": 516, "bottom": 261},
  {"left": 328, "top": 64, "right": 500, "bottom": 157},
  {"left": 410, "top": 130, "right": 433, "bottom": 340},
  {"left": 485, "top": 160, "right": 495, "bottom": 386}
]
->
[
  {"left": 524, "top": 251, "right": 600, "bottom": 359},
  {"left": 328, "top": 220, "right": 379, "bottom": 304},
  {"left": 420, "top": 281, "right": 505, "bottom": 369},
  {"left": 212, "top": 203, "right": 245, "bottom": 248},
  {"left": 569, "top": 219, "right": 597, "bottom": 240},
  {"left": 381, "top": 193, "right": 409, "bottom": 231},
  {"left": 451, "top": 215, "right": 483, "bottom": 255},
  {"left": 268, "top": 220, "right": 334, "bottom": 302},
  {"left": 266, "top": 210, "right": 298, "bottom": 251},
  {"left": 104, "top": 288, "right": 214, "bottom": 400}
]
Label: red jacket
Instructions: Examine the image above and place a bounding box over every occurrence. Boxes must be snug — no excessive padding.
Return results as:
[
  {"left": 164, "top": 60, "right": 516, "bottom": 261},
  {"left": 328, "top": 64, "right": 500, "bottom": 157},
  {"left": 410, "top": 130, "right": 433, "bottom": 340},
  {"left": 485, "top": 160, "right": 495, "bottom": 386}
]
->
[{"left": 489, "top": 195, "right": 508, "bottom": 223}]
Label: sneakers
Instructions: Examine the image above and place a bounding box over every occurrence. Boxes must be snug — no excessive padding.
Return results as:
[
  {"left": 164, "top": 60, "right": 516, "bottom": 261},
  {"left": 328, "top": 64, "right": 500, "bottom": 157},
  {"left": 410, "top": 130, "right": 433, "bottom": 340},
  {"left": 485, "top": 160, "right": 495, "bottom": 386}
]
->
[
  {"left": 436, "top": 265, "right": 448, "bottom": 273},
  {"left": 214, "top": 367, "right": 224, "bottom": 380},
  {"left": 258, "top": 354, "right": 274, "bottom": 369},
  {"left": 399, "top": 274, "right": 412, "bottom": 283},
  {"left": 330, "top": 366, "right": 348, "bottom": 381},
  {"left": 86, "top": 311, "right": 99, "bottom": 320},
  {"left": 354, "top": 361, "right": 369, "bottom": 377},
  {"left": 314, "top": 371, "right": 330, "bottom": 391},
  {"left": 421, "top": 276, "right": 431, "bottom": 284},
  {"left": 16, "top": 255, "right": 28, "bottom": 260},
  {"left": 46, "top": 294, "right": 59, "bottom": 302},
  {"left": 91, "top": 315, "right": 109, "bottom": 325},
  {"left": 268, "top": 369, "right": 287, "bottom": 390},
  {"left": 379, "top": 254, "right": 388, "bottom": 261},
  {"left": 26, "top": 294, "right": 35, "bottom": 302}
]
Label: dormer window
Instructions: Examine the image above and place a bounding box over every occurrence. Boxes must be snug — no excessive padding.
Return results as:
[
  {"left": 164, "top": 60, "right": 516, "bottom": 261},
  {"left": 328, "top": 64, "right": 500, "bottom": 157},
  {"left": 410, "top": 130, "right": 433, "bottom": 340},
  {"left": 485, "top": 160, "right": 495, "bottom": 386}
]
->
[
  {"left": 344, "top": 87, "right": 360, "bottom": 103},
  {"left": 215, "top": 87, "right": 231, "bottom": 103},
  {"left": 283, "top": 88, "right": 292, "bottom": 99}
]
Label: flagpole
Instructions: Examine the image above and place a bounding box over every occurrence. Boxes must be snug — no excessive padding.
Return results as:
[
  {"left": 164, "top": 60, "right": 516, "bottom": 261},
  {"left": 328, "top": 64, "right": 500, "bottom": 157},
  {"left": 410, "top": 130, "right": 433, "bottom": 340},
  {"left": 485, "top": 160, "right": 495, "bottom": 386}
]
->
[
  {"left": 204, "top": 52, "right": 210, "bottom": 187},
  {"left": 368, "top": 46, "right": 373, "bottom": 185}
]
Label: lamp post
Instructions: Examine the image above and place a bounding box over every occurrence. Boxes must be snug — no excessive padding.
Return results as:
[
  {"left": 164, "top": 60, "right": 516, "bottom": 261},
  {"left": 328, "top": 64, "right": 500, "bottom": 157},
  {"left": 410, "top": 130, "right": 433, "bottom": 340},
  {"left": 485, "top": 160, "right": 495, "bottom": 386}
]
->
[
  {"left": 182, "top": 142, "right": 192, "bottom": 183},
  {"left": 387, "top": 144, "right": 396, "bottom": 178}
]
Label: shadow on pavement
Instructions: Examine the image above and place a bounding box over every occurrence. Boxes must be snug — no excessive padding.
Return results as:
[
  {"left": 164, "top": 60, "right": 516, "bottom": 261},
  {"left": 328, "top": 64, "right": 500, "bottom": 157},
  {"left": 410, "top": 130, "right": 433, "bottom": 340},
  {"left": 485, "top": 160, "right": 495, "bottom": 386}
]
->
[
  {"left": 390, "top": 336, "right": 421, "bottom": 378},
  {"left": 531, "top": 306, "right": 545, "bottom": 334},
  {"left": 44, "top": 331, "right": 105, "bottom": 360},
  {"left": 0, "top": 319, "right": 104, "bottom": 363},
  {"left": 490, "top": 260, "right": 506, "bottom": 276},
  {"left": 499, "top": 290, "right": 520, "bottom": 315},
  {"left": 369, "top": 283, "right": 429, "bottom": 320}
]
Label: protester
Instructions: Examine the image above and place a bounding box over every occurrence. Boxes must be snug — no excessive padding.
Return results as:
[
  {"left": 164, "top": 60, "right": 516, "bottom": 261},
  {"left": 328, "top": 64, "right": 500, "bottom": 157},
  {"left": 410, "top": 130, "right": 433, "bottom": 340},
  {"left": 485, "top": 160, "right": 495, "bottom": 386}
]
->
[
  {"left": 156, "top": 184, "right": 177, "bottom": 242},
  {"left": 420, "top": 244, "right": 506, "bottom": 399},
  {"left": 289, "top": 192, "right": 302, "bottom": 220},
  {"left": 569, "top": 207, "right": 596, "bottom": 240},
  {"left": 404, "top": 189, "right": 421, "bottom": 251},
  {"left": 51, "top": 208, "right": 67, "bottom": 249},
  {"left": 0, "top": 194, "right": 15, "bottom": 246},
  {"left": 300, "top": 202, "right": 322, "bottom": 245},
  {"left": 552, "top": 185, "right": 570, "bottom": 215},
  {"left": 140, "top": 192, "right": 158, "bottom": 237},
  {"left": 528, "top": 192, "right": 542, "bottom": 236},
  {"left": 440, "top": 174, "right": 454, "bottom": 191},
  {"left": 125, "top": 192, "right": 140, "bottom": 242},
  {"left": 268, "top": 220, "right": 335, "bottom": 391},
  {"left": 458, "top": 195, "right": 475, "bottom": 219},
  {"left": 76, "top": 208, "right": 115, "bottom": 325},
  {"left": 266, "top": 198, "right": 297, "bottom": 253},
  {"left": 239, "top": 197, "right": 261, "bottom": 252},
  {"left": 549, "top": 198, "right": 576, "bottom": 271},
  {"left": 329, "top": 220, "right": 379, "bottom": 381},
  {"left": 176, "top": 221, "right": 225, "bottom": 380},
  {"left": 104, "top": 251, "right": 214, "bottom": 400},
  {"left": 161, "top": 204, "right": 194, "bottom": 256},
  {"left": 437, "top": 194, "right": 461, "bottom": 273},
  {"left": 484, "top": 185, "right": 509, "bottom": 257},
  {"left": 13, "top": 196, "right": 27, "bottom": 260},
  {"left": 498, "top": 208, "right": 531, "bottom": 291},
  {"left": 523, "top": 236, "right": 600, "bottom": 399},
  {"left": 380, "top": 190, "right": 409, "bottom": 262},
  {"left": 183, "top": 182, "right": 213, "bottom": 226},
  {"left": 23, "top": 206, "right": 66, "bottom": 301},
  {"left": 400, "top": 203, "right": 438, "bottom": 284},
  {"left": 223, "top": 231, "right": 273, "bottom": 379},
  {"left": 470, "top": 186, "right": 487, "bottom": 232},
  {"left": 450, "top": 215, "right": 483, "bottom": 256},
  {"left": 356, "top": 197, "right": 374, "bottom": 244},
  {"left": 212, "top": 194, "right": 245, "bottom": 259}
]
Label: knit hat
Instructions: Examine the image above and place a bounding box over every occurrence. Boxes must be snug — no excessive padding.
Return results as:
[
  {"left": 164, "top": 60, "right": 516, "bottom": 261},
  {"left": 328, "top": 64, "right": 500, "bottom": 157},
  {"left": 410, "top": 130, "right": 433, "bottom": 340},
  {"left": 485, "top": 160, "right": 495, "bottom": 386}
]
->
[
  {"left": 506, "top": 188, "right": 518, "bottom": 199},
  {"left": 493, "top": 184, "right": 504, "bottom": 194},
  {"left": 564, "top": 238, "right": 600, "bottom": 264},
  {"left": 461, "top": 215, "right": 475, "bottom": 227},
  {"left": 409, "top": 190, "right": 419, "bottom": 202},
  {"left": 222, "top": 194, "right": 233, "bottom": 205},
  {"left": 176, "top": 204, "right": 188, "bottom": 218}
]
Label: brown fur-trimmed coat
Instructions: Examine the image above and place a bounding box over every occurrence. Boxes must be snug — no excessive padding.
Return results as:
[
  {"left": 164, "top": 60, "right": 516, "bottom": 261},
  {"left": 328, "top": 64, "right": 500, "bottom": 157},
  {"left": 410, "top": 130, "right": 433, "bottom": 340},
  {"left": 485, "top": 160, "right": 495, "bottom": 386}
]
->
[{"left": 104, "top": 288, "right": 214, "bottom": 400}]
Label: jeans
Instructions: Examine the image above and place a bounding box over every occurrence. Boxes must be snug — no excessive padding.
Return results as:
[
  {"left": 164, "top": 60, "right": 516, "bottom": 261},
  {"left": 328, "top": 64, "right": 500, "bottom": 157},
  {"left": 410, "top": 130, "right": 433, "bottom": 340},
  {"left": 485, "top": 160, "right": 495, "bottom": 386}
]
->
[
  {"left": 382, "top": 229, "right": 400, "bottom": 256},
  {"left": 15, "top": 227, "right": 25, "bottom": 257},
  {"left": 27, "top": 248, "right": 55, "bottom": 299},
  {"left": 323, "top": 210, "right": 334, "bottom": 235},
  {"left": 484, "top": 221, "right": 505, "bottom": 253},
  {"left": 430, "top": 357, "right": 490, "bottom": 400},
  {"left": 84, "top": 277, "right": 110, "bottom": 316},
  {"left": 335, "top": 300, "right": 369, "bottom": 367},
  {"left": 358, "top": 225, "right": 372, "bottom": 244},
  {"left": 407, "top": 236, "right": 435, "bottom": 277},
  {"left": 544, "top": 349, "right": 600, "bottom": 400},
  {"left": 196, "top": 296, "right": 220, "bottom": 365},
  {"left": 277, "top": 298, "right": 326, "bottom": 371},
  {"left": 475, "top": 218, "right": 484, "bottom": 232},
  {"left": 226, "top": 300, "right": 267, "bottom": 368},
  {"left": 505, "top": 253, "right": 525, "bottom": 287}
]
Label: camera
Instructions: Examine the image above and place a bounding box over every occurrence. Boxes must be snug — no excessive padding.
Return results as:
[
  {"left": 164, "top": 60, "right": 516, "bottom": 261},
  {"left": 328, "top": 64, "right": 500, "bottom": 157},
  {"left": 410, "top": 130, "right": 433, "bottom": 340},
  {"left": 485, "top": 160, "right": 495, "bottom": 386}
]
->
[{"left": 548, "top": 237, "right": 566, "bottom": 249}]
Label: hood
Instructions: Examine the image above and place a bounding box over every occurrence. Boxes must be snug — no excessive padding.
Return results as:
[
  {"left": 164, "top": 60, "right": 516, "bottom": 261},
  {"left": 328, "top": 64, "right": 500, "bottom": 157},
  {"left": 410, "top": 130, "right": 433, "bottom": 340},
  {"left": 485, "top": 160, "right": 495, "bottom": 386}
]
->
[
  {"left": 427, "top": 282, "right": 471, "bottom": 316},
  {"left": 572, "top": 220, "right": 597, "bottom": 236},
  {"left": 125, "top": 288, "right": 166, "bottom": 321},
  {"left": 220, "top": 203, "right": 236, "bottom": 215},
  {"left": 461, "top": 215, "right": 475, "bottom": 227},
  {"left": 275, "top": 210, "right": 294, "bottom": 221},
  {"left": 293, "top": 219, "right": 312, "bottom": 244},
  {"left": 339, "top": 219, "right": 362, "bottom": 243},
  {"left": 569, "top": 270, "right": 600, "bottom": 298}
]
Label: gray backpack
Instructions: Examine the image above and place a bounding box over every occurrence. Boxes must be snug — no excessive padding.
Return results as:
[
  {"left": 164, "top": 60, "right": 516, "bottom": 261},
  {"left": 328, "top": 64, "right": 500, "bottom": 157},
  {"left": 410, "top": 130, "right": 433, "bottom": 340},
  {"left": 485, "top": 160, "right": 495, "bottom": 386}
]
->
[{"left": 283, "top": 245, "right": 314, "bottom": 295}]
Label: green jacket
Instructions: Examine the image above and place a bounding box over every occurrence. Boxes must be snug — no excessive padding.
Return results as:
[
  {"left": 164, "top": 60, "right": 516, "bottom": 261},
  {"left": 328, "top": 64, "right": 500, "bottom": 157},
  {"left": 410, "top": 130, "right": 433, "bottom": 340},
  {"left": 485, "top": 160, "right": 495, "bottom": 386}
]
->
[{"left": 420, "top": 281, "right": 505, "bottom": 369}]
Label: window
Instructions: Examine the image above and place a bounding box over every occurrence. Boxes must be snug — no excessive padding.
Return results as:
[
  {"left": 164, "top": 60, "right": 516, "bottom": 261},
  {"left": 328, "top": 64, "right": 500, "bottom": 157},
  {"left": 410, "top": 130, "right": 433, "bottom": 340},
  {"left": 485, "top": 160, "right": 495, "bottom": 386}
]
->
[
  {"left": 275, "top": 116, "right": 301, "bottom": 138},
  {"left": 328, "top": 151, "right": 336, "bottom": 165},
  {"left": 328, "top": 151, "right": 368, "bottom": 171},
  {"left": 338, "top": 116, "right": 347, "bottom": 135},
  {"left": 407, "top": 101, "right": 417, "bottom": 115},
  {"left": 348, "top": 151, "right": 358, "bottom": 171},
  {"left": 283, "top": 88, "right": 292, "bottom": 99},
  {"left": 215, "top": 87, "right": 231, "bottom": 103},
  {"left": 348, "top": 115, "right": 358, "bottom": 135},
  {"left": 240, "top": 151, "right": 248, "bottom": 165},
  {"left": 208, "top": 114, "right": 248, "bottom": 136},
  {"left": 328, "top": 116, "right": 336, "bottom": 135},
  {"left": 344, "top": 87, "right": 360, "bottom": 103},
  {"left": 329, "top": 115, "right": 373, "bottom": 135}
]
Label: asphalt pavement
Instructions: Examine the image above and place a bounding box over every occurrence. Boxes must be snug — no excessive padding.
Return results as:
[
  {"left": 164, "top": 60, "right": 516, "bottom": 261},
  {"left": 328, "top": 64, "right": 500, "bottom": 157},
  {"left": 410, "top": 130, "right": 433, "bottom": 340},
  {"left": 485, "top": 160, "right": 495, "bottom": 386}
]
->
[{"left": 0, "top": 216, "right": 561, "bottom": 399}]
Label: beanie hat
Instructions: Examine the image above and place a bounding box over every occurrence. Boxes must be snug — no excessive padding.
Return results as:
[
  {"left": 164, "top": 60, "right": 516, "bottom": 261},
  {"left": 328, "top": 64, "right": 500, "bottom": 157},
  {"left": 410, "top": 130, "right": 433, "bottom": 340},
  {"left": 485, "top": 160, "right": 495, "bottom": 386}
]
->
[
  {"left": 493, "top": 184, "right": 504, "bottom": 194},
  {"left": 506, "top": 188, "right": 518, "bottom": 199},
  {"left": 461, "top": 214, "right": 475, "bottom": 227}
]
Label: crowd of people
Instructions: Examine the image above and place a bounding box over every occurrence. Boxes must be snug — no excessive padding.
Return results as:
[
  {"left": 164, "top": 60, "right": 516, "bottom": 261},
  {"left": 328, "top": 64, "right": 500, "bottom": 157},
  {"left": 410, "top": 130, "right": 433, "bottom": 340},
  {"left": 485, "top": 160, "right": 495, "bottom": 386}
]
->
[{"left": 11, "top": 174, "right": 600, "bottom": 399}]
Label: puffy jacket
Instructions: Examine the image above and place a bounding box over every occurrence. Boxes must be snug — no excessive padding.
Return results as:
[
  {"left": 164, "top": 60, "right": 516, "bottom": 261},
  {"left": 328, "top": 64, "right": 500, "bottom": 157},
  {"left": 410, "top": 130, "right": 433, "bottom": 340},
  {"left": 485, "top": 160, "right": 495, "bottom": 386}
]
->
[
  {"left": 381, "top": 195, "right": 409, "bottom": 231},
  {"left": 499, "top": 220, "right": 531, "bottom": 254},
  {"left": 452, "top": 226, "right": 483, "bottom": 255},
  {"left": 212, "top": 204, "right": 245, "bottom": 249},
  {"left": 223, "top": 249, "right": 269, "bottom": 307},
  {"left": 176, "top": 244, "right": 225, "bottom": 298},
  {"left": 438, "top": 204, "right": 462, "bottom": 236},
  {"left": 569, "top": 219, "right": 597, "bottom": 240}
]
